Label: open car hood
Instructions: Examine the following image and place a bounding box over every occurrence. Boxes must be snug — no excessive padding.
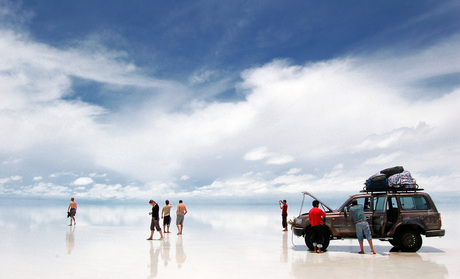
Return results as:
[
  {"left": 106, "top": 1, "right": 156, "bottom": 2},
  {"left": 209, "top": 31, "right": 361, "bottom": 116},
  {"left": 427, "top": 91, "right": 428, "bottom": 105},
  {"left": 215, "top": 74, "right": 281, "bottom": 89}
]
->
[{"left": 299, "top": 191, "right": 334, "bottom": 214}]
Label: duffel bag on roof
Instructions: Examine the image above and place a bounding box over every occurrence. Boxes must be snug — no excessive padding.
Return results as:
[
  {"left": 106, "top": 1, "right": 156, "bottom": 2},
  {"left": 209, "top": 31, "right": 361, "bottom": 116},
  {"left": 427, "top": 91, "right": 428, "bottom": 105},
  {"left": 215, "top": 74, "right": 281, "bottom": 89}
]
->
[{"left": 388, "top": 170, "right": 417, "bottom": 188}]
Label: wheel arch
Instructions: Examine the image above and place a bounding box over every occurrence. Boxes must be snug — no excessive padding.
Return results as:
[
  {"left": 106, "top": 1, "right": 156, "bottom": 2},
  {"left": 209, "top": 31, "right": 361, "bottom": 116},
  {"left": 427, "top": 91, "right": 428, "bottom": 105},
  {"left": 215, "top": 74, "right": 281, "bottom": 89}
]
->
[{"left": 393, "top": 222, "right": 425, "bottom": 237}]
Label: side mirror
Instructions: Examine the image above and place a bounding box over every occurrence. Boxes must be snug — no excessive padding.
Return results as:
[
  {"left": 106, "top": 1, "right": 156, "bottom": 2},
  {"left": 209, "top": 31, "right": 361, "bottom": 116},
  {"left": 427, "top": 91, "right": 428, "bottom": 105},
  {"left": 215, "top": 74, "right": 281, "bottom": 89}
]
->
[{"left": 344, "top": 207, "right": 348, "bottom": 217}]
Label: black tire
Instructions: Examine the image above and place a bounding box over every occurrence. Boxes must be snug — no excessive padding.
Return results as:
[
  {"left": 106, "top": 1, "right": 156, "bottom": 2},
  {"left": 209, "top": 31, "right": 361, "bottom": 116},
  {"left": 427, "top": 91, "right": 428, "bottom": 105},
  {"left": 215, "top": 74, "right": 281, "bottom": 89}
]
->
[
  {"left": 305, "top": 229, "right": 314, "bottom": 251},
  {"left": 304, "top": 227, "right": 330, "bottom": 251},
  {"left": 395, "top": 229, "right": 422, "bottom": 252},
  {"left": 322, "top": 228, "right": 330, "bottom": 250}
]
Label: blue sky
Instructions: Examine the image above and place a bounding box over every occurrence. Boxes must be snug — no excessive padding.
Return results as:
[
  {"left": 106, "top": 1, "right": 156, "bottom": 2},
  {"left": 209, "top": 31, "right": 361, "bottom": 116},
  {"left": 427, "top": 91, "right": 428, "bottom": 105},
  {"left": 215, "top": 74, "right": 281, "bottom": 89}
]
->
[{"left": 1, "top": 0, "right": 459, "bottom": 200}]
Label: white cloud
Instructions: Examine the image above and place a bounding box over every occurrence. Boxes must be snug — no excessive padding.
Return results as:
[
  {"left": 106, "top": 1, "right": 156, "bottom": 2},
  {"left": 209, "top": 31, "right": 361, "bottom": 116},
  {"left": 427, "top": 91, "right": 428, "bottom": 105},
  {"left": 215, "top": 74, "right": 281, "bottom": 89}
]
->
[
  {"left": 0, "top": 175, "right": 22, "bottom": 184},
  {"left": 72, "top": 177, "right": 94, "bottom": 186},
  {"left": 244, "top": 147, "right": 270, "bottom": 161},
  {"left": 180, "top": 175, "right": 190, "bottom": 181},
  {"left": 244, "top": 147, "right": 294, "bottom": 165},
  {"left": 1, "top": 14, "right": 460, "bottom": 199}
]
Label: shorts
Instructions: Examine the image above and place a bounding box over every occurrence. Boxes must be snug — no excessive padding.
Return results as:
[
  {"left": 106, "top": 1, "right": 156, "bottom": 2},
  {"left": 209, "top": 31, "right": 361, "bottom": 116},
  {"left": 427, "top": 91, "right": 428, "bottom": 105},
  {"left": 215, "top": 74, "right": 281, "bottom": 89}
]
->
[
  {"left": 176, "top": 213, "right": 185, "bottom": 226},
  {"left": 69, "top": 208, "right": 76, "bottom": 217},
  {"left": 163, "top": 215, "right": 171, "bottom": 226},
  {"left": 150, "top": 218, "right": 161, "bottom": 231},
  {"left": 355, "top": 221, "right": 372, "bottom": 242}
]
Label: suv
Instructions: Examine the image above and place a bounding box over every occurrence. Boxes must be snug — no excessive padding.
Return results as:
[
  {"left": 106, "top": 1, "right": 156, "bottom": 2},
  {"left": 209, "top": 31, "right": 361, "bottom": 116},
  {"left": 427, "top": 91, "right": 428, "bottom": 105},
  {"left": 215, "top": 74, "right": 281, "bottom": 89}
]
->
[{"left": 291, "top": 189, "right": 445, "bottom": 252}]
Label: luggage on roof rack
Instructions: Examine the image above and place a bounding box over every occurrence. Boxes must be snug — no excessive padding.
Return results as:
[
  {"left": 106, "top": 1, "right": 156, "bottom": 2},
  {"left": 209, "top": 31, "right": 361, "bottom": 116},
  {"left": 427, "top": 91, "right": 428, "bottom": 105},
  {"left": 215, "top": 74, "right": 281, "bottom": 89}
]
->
[{"left": 363, "top": 166, "right": 419, "bottom": 192}]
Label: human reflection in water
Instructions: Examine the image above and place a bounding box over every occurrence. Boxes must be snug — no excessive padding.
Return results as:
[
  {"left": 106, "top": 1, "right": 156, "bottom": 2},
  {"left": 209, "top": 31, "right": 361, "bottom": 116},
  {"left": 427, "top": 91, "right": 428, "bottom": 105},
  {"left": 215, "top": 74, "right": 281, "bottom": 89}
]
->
[
  {"left": 176, "top": 235, "right": 186, "bottom": 268},
  {"left": 66, "top": 226, "right": 75, "bottom": 255},
  {"left": 281, "top": 231, "right": 289, "bottom": 262},
  {"left": 161, "top": 234, "right": 171, "bottom": 267},
  {"left": 148, "top": 241, "right": 161, "bottom": 278}
]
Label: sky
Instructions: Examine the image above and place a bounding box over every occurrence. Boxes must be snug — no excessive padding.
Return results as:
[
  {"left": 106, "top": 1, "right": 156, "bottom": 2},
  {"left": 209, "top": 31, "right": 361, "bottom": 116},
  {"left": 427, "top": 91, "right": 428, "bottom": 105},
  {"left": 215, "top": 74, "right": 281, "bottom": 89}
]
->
[{"left": 0, "top": 0, "right": 459, "bottom": 201}]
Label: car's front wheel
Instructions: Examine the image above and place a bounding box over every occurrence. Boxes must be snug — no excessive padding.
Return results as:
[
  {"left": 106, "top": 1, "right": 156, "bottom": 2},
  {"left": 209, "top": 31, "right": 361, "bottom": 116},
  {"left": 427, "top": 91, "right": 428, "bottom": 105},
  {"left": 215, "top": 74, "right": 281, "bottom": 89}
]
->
[
  {"left": 304, "top": 226, "right": 330, "bottom": 251},
  {"left": 395, "top": 229, "right": 422, "bottom": 252}
]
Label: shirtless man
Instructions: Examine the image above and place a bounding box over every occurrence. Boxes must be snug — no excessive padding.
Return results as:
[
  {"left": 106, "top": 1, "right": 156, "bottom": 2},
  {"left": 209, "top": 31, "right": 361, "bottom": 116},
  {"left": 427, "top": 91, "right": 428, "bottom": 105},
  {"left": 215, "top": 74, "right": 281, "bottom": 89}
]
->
[
  {"left": 67, "top": 197, "right": 77, "bottom": 226},
  {"left": 176, "top": 200, "right": 187, "bottom": 235}
]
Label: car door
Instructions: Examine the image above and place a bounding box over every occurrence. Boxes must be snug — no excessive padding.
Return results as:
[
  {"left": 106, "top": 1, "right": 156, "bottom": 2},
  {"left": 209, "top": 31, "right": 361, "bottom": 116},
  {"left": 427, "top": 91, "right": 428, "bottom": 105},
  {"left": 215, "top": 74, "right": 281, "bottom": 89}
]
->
[
  {"left": 339, "top": 196, "right": 373, "bottom": 237},
  {"left": 372, "top": 195, "right": 387, "bottom": 236}
]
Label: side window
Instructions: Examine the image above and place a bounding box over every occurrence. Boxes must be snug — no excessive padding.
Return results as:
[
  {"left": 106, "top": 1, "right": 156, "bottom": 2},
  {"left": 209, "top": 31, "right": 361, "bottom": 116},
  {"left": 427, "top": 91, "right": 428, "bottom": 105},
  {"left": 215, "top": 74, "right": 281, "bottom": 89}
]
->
[
  {"left": 347, "top": 197, "right": 372, "bottom": 212},
  {"left": 389, "top": 197, "right": 398, "bottom": 209},
  {"left": 363, "top": 197, "right": 372, "bottom": 212},
  {"left": 400, "top": 196, "right": 430, "bottom": 210},
  {"left": 374, "top": 196, "right": 386, "bottom": 212},
  {"left": 414, "top": 196, "right": 431, "bottom": 210}
]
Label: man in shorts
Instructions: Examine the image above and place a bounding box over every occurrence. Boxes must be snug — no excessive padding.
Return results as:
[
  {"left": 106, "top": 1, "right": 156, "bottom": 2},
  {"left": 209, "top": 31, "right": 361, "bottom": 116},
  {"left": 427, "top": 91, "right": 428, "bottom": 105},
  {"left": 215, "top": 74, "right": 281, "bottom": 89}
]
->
[
  {"left": 67, "top": 197, "right": 77, "bottom": 226},
  {"left": 349, "top": 200, "right": 376, "bottom": 254},
  {"left": 176, "top": 200, "right": 187, "bottom": 235},
  {"left": 161, "top": 200, "right": 173, "bottom": 233},
  {"left": 147, "top": 200, "right": 164, "bottom": 241}
]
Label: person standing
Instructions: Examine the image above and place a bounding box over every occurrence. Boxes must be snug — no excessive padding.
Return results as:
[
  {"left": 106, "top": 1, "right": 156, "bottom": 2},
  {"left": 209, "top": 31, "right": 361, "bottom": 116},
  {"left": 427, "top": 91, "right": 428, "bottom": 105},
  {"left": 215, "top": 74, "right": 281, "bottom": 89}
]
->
[
  {"left": 161, "top": 200, "right": 173, "bottom": 234},
  {"left": 67, "top": 197, "right": 77, "bottom": 226},
  {"left": 147, "top": 200, "right": 164, "bottom": 241},
  {"left": 279, "top": 200, "right": 288, "bottom": 231},
  {"left": 176, "top": 200, "right": 187, "bottom": 235},
  {"left": 349, "top": 200, "right": 376, "bottom": 254},
  {"left": 309, "top": 200, "right": 326, "bottom": 253}
]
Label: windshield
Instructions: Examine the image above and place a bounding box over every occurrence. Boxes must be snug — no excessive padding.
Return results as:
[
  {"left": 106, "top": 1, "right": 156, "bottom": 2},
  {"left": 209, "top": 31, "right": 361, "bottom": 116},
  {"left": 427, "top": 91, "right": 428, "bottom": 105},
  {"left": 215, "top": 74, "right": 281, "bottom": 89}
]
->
[{"left": 336, "top": 197, "right": 352, "bottom": 211}]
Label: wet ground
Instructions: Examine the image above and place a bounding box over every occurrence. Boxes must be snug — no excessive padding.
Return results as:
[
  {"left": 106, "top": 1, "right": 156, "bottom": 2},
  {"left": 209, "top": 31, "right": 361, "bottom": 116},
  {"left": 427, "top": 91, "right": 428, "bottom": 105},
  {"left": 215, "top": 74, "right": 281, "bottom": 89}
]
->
[{"left": 0, "top": 201, "right": 457, "bottom": 278}]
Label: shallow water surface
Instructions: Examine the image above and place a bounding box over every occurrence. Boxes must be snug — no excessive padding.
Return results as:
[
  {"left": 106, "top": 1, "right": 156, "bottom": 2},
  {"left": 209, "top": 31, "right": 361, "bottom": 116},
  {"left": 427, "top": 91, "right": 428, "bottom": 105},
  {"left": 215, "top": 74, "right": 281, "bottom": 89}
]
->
[{"left": 0, "top": 199, "right": 457, "bottom": 278}]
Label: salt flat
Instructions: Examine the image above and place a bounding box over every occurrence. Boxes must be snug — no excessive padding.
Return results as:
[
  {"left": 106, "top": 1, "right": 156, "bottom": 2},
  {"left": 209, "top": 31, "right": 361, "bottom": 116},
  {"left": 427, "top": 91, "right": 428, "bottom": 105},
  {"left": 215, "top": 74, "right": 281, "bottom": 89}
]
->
[{"left": 0, "top": 200, "right": 457, "bottom": 278}]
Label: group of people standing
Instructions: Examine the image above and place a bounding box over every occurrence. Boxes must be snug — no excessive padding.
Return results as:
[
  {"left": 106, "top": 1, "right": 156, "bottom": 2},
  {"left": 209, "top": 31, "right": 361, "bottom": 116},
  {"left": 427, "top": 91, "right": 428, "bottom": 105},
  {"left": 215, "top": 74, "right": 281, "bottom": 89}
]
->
[
  {"left": 147, "top": 199, "right": 188, "bottom": 241},
  {"left": 279, "top": 199, "right": 376, "bottom": 254},
  {"left": 66, "top": 197, "right": 187, "bottom": 241}
]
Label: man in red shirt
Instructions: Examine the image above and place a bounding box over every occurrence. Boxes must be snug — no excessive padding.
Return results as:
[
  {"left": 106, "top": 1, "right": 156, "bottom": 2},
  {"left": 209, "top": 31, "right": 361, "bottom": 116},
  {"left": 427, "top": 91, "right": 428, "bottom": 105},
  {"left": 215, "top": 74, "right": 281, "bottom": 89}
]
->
[
  {"left": 279, "top": 200, "right": 288, "bottom": 231},
  {"left": 309, "top": 200, "right": 326, "bottom": 253}
]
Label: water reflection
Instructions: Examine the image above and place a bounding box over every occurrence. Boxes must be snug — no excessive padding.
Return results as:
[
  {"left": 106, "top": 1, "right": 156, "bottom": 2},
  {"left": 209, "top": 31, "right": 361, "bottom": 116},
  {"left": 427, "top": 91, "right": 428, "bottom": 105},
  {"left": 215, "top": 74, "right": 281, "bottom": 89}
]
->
[
  {"left": 148, "top": 241, "right": 161, "bottom": 278},
  {"left": 281, "top": 231, "right": 288, "bottom": 262},
  {"left": 290, "top": 246, "right": 448, "bottom": 278},
  {"left": 0, "top": 201, "right": 454, "bottom": 279},
  {"left": 66, "top": 226, "right": 75, "bottom": 255},
  {"left": 161, "top": 234, "right": 171, "bottom": 267},
  {"left": 176, "top": 235, "right": 186, "bottom": 268}
]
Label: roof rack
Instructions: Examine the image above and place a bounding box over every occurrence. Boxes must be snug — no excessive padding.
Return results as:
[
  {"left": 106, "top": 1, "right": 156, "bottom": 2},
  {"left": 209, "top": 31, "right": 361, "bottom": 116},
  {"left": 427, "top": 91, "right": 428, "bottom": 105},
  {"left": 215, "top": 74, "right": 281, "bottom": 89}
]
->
[{"left": 360, "top": 187, "right": 424, "bottom": 193}]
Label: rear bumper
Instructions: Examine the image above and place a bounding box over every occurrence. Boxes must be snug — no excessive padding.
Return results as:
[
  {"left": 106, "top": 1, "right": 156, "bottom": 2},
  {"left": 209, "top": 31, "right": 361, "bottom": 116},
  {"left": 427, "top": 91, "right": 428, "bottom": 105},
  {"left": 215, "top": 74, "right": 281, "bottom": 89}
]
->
[
  {"left": 425, "top": 229, "right": 445, "bottom": 237},
  {"left": 292, "top": 227, "right": 304, "bottom": 237}
]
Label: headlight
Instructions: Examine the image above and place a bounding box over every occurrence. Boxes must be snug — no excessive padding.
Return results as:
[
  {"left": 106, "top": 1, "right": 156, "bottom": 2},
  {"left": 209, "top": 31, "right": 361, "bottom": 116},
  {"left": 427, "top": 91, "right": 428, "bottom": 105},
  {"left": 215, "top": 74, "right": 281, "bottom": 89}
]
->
[{"left": 295, "top": 218, "right": 302, "bottom": 225}]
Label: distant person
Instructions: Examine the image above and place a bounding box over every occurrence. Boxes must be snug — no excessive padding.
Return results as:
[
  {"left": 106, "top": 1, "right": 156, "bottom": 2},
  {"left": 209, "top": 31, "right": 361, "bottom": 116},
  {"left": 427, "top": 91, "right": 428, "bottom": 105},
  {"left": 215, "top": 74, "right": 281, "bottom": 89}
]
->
[
  {"left": 147, "top": 200, "right": 164, "bottom": 241},
  {"left": 67, "top": 197, "right": 77, "bottom": 226},
  {"left": 279, "top": 200, "right": 288, "bottom": 231},
  {"left": 161, "top": 200, "right": 173, "bottom": 234},
  {"left": 349, "top": 200, "right": 376, "bottom": 254},
  {"left": 309, "top": 200, "right": 326, "bottom": 253},
  {"left": 176, "top": 200, "right": 187, "bottom": 235}
]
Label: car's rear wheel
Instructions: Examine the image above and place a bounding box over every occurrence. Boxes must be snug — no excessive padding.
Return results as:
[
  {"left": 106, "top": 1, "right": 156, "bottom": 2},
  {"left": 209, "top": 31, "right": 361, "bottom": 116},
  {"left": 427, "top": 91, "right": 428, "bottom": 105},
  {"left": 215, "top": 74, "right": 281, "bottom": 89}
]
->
[
  {"left": 395, "top": 229, "right": 422, "bottom": 252},
  {"left": 304, "top": 227, "right": 330, "bottom": 251}
]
